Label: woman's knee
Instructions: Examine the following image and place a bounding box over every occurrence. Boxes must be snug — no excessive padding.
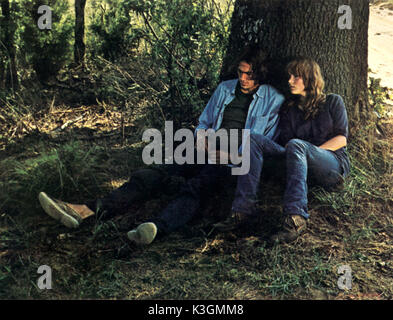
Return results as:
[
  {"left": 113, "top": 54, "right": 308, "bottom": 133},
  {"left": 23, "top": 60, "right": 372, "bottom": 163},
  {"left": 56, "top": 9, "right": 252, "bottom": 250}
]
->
[{"left": 286, "top": 138, "right": 308, "bottom": 154}]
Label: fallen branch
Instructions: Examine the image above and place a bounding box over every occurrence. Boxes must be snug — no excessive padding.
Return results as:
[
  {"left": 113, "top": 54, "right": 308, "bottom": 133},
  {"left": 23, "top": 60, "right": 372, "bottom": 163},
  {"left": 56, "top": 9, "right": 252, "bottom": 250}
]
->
[{"left": 52, "top": 115, "right": 84, "bottom": 133}]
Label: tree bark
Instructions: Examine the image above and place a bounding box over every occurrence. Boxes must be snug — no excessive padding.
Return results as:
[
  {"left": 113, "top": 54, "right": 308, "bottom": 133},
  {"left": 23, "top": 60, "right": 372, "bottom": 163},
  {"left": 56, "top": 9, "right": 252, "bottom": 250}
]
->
[
  {"left": 222, "top": 0, "right": 371, "bottom": 139},
  {"left": 1, "top": 0, "right": 18, "bottom": 91},
  {"left": 74, "top": 0, "right": 87, "bottom": 65}
]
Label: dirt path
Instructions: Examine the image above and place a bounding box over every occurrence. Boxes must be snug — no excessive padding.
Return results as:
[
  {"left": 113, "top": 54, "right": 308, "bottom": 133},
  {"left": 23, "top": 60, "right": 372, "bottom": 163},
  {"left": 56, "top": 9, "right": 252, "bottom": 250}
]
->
[{"left": 369, "top": 4, "right": 393, "bottom": 88}]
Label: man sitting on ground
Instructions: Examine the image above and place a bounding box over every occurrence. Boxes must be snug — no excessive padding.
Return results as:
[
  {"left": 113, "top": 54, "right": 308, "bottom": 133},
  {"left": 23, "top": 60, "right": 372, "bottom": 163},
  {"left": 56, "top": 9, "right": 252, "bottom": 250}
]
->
[{"left": 39, "top": 47, "right": 285, "bottom": 245}]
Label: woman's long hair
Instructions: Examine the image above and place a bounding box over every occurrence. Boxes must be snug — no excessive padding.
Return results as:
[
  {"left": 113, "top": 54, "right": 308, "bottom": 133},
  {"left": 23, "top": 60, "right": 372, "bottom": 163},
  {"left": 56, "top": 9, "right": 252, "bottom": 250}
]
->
[{"left": 286, "top": 58, "right": 326, "bottom": 120}]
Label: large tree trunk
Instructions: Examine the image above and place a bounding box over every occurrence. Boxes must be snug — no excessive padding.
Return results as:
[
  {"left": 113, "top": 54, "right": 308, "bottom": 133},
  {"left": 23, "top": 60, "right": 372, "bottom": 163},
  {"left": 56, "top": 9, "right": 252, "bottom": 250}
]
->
[
  {"left": 74, "top": 0, "right": 87, "bottom": 65},
  {"left": 222, "top": 0, "right": 372, "bottom": 141},
  {"left": 1, "top": 0, "right": 18, "bottom": 91}
]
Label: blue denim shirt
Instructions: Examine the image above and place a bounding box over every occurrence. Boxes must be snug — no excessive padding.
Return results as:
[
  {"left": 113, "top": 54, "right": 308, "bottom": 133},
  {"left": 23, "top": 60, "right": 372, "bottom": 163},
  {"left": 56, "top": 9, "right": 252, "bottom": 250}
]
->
[{"left": 195, "top": 79, "right": 285, "bottom": 152}]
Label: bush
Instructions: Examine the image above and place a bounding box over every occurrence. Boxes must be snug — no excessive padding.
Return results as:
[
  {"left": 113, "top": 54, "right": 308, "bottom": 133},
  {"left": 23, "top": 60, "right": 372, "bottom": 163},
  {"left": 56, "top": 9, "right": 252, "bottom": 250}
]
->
[
  {"left": 85, "top": 0, "right": 233, "bottom": 130},
  {"left": 16, "top": 0, "right": 73, "bottom": 83},
  {"left": 135, "top": 0, "right": 233, "bottom": 129},
  {"left": 87, "top": 0, "right": 143, "bottom": 61}
]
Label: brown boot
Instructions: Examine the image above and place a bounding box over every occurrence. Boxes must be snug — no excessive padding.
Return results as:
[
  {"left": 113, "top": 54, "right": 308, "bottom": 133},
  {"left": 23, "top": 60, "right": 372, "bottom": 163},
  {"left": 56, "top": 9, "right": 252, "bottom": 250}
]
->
[
  {"left": 213, "top": 211, "right": 250, "bottom": 232},
  {"left": 270, "top": 215, "right": 307, "bottom": 243}
]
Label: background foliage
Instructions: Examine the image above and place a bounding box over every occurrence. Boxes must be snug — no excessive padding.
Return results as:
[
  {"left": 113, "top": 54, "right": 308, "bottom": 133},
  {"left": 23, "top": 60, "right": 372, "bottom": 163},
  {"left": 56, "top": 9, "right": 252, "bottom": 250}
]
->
[
  {"left": 1, "top": 0, "right": 233, "bottom": 129},
  {"left": 16, "top": 0, "right": 73, "bottom": 83}
]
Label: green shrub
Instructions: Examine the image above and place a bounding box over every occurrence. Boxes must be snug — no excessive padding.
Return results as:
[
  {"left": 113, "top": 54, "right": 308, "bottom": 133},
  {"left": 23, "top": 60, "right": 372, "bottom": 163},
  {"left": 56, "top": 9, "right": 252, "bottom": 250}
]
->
[
  {"left": 86, "top": 0, "right": 233, "bottom": 130},
  {"left": 135, "top": 0, "right": 233, "bottom": 129},
  {"left": 87, "top": 0, "right": 142, "bottom": 61},
  {"left": 16, "top": 0, "right": 73, "bottom": 83}
]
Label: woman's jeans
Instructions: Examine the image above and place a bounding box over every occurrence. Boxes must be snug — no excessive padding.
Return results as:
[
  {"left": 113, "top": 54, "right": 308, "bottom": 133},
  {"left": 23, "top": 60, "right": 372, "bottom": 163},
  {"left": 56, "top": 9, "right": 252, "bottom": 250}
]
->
[
  {"left": 86, "top": 136, "right": 345, "bottom": 235},
  {"left": 283, "top": 138, "right": 345, "bottom": 219}
]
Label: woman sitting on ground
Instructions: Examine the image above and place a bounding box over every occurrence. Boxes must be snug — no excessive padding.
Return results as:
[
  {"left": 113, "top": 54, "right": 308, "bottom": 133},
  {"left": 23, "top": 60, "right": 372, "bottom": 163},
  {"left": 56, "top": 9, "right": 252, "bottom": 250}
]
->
[{"left": 269, "top": 57, "right": 350, "bottom": 242}]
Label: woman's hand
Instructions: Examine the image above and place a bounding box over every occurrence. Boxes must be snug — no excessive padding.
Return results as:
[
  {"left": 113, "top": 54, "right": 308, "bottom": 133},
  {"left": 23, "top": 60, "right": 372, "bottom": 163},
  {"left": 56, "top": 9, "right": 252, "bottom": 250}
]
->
[{"left": 318, "top": 135, "right": 347, "bottom": 151}]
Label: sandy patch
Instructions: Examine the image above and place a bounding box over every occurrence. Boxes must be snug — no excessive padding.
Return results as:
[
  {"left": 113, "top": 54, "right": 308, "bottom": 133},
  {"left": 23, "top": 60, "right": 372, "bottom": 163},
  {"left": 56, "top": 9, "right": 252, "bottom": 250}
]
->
[{"left": 369, "top": 4, "right": 393, "bottom": 88}]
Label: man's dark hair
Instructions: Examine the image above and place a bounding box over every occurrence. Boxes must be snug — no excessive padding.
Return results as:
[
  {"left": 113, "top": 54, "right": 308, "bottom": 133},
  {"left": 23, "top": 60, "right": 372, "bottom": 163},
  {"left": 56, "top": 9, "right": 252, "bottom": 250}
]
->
[{"left": 231, "top": 47, "right": 268, "bottom": 84}]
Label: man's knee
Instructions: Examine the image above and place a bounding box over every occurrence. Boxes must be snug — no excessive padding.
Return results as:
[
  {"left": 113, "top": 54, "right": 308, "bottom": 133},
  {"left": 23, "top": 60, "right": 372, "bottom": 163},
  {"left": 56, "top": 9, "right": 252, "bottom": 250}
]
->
[
  {"left": 249, "top": 134, "right": 270, "bottom": 153},
  {"left": 130, "top": 167, "right": 166, "bottom": 190}
]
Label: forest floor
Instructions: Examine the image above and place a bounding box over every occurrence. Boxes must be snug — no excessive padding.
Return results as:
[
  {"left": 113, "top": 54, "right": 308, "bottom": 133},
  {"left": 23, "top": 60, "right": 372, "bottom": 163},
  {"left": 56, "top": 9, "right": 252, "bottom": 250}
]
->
[{"left": 0, "top": 4, "right": 392, "bottom": 300}]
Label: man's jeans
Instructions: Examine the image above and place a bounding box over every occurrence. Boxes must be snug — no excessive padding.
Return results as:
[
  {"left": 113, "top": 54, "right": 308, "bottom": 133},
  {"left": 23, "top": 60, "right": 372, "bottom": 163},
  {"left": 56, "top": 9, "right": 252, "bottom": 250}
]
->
[
  {"left": 86, "top": 134, "right": 282, "bottom": 235},
  {"left": 231, "top": 134, "right": 286, "bottom": 214},
  {"left": 86, "top": 137, "right": 344, "bottom": 235},
  {"left": 87, "top": 162, "right": 236, "bottom": 235}
]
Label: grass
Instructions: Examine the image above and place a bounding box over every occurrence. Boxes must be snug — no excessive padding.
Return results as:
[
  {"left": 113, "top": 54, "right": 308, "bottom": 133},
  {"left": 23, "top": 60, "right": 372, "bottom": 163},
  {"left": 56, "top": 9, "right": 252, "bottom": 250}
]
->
[
  {"left": 0, "top": 141, "right": 111, "bottom": 217},
  {"left": 0, "top": 100, "right": 392, "bottom": 300}
]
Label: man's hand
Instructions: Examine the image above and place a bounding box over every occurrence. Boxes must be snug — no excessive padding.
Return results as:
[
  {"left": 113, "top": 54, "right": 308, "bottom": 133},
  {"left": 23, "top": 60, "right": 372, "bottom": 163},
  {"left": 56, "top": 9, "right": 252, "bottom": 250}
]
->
[
  {"left": 208, "top": 150, "right": 231, "bottom": 164},
  {"left": 196, "top": 136, "right": 209, "bottom": 152}
]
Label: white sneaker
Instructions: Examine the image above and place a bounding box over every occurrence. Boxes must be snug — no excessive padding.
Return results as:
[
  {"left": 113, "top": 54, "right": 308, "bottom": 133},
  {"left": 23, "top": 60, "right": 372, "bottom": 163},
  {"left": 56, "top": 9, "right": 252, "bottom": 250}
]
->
[
  {"left": 38, "top": 192, "right": 82, "bottom": 229},
  {"left": 127, "top": 222, "right": 157, "bottom": 245}
]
